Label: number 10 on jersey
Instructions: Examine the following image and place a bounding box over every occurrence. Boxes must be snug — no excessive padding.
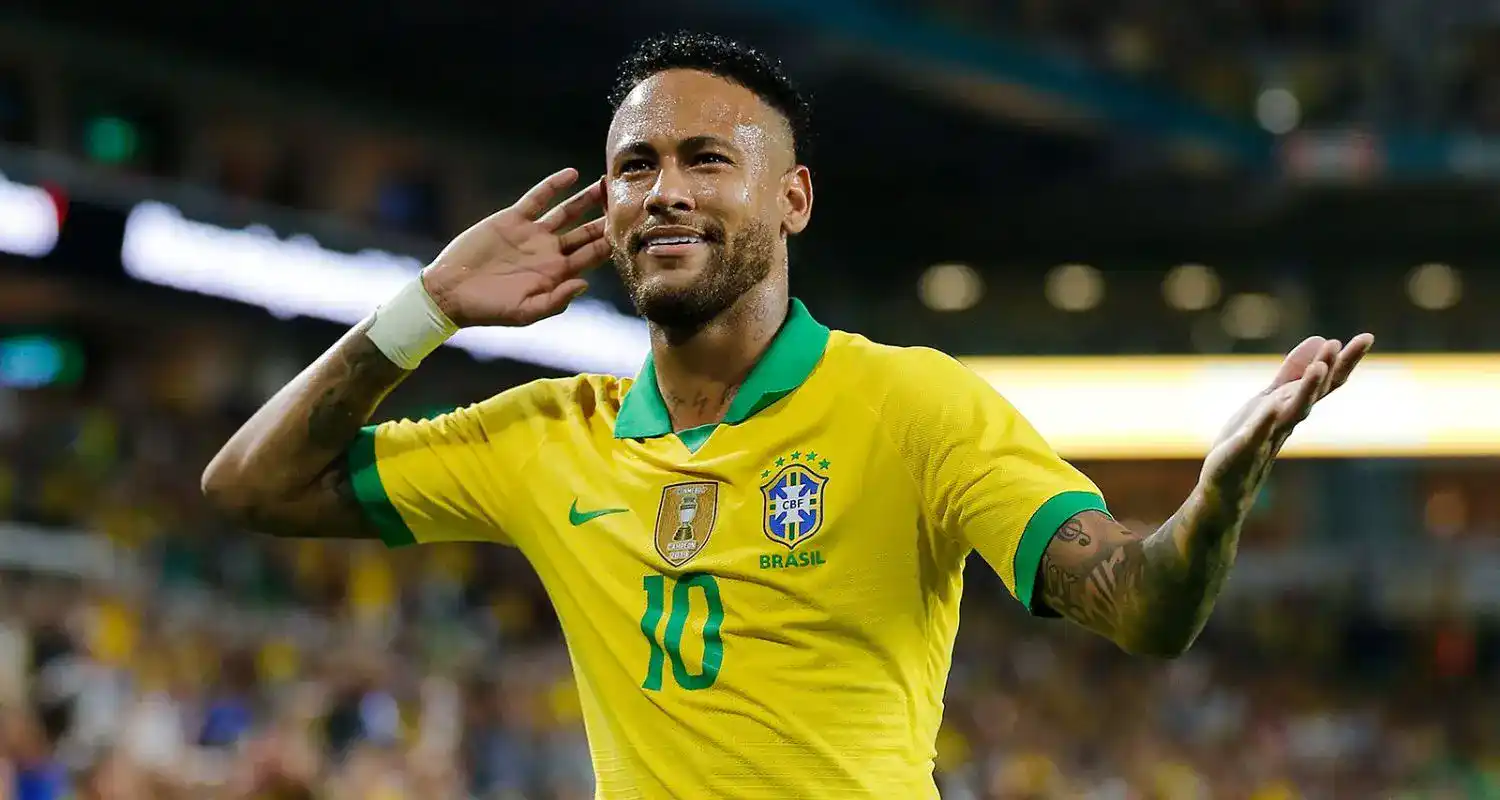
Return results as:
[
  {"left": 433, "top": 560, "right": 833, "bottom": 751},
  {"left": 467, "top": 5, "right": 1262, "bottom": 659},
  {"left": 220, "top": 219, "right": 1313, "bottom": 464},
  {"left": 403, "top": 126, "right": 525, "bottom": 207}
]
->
[{"left": 640, "top": 573, "right": 724, "bottom": 691}]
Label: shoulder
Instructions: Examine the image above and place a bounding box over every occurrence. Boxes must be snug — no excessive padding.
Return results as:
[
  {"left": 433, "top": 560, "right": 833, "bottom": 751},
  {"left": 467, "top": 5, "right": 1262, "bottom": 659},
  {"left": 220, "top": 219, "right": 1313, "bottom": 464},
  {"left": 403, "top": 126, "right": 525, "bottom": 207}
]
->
[
  {"left": 823, "top": 332, "right": 1034, "bottom": 467},
  {"left": 378, "top": 373, "right": 630, "bottom": 444},
  {"left": 473, "top": 373, "right": 629, "bottom": 417},
  {"left": 459, "top": 373, "right": 631, "bottom": 433},
  {"left": 823, "top": 331, "right": 1002, "bottom": 411}
]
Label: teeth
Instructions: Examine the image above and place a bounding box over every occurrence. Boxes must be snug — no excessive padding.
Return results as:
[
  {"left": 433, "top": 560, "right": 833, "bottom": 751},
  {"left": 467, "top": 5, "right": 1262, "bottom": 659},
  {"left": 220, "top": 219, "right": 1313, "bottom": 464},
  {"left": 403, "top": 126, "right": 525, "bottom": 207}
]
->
[{"left": 647, "top": 236, "right": 701, "bottom": 246}]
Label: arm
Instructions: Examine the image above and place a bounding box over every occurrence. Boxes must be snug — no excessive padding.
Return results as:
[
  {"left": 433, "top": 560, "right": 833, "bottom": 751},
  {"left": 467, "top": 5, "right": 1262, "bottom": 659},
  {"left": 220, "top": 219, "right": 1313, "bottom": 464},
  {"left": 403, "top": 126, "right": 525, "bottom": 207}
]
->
[
  {"left": 201, "top": 167, "right": 609, "bottom": 539},
  {"left": 200, "top": 321, "right": 408, "bottom": 538},
  {"left": 1035, "top": 492, "right": 1237, "bottom": 658},
  {"left": 1036, "top": 333, "right": 1374, "bottom": 657}
]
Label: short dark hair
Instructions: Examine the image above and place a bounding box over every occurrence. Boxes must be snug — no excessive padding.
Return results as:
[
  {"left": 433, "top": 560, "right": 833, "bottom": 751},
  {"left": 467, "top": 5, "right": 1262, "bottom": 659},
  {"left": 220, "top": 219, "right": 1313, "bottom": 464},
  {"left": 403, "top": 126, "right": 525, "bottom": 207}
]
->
[{"left": 609, "top": 31, "right": 813, "bottom": 164}]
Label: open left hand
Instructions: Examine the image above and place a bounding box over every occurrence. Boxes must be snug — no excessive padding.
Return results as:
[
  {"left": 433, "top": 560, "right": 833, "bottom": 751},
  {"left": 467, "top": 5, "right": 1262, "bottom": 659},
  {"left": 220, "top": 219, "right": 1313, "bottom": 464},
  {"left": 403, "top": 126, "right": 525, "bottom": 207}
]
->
[{"left": 1200, "top": 333, "right": 1375, "bottom": 512}]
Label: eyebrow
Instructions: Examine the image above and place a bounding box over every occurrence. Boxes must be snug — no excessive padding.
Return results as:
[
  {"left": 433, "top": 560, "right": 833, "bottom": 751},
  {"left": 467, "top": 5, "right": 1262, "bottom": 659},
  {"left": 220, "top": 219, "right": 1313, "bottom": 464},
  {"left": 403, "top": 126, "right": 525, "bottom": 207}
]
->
[{"left": 613, "top": 134, "right": 740, "bottom": 160}]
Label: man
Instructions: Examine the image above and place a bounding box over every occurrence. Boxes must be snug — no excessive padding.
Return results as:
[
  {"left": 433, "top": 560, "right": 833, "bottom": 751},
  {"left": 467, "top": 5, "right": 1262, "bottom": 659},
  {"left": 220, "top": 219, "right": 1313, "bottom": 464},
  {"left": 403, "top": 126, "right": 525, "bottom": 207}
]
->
[{"left": 202, "top": 31, "right": 1373, "bottom": 799}]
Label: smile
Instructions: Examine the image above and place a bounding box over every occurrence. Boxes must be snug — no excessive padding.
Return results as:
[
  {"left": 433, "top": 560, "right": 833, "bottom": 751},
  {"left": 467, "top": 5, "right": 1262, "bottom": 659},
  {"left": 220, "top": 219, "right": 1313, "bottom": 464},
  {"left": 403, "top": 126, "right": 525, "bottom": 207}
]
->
[{"left": 639, "top": 226, "right": 710, "bottom": 256}]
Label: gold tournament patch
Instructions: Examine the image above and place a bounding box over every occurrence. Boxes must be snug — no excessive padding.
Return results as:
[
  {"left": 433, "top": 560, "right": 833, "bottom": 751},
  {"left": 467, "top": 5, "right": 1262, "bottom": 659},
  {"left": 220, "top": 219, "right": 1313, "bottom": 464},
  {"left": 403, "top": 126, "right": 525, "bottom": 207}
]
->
[{"left": 654, "top": 481, "right": 719, "bottom": 567}]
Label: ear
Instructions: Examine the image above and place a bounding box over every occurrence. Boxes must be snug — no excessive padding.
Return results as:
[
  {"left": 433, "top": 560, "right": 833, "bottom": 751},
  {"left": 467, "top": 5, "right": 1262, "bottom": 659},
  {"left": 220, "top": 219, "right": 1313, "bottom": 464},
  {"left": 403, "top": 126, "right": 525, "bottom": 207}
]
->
[{"left": 780, "top": 165, "right": 813, "bottom": 236}]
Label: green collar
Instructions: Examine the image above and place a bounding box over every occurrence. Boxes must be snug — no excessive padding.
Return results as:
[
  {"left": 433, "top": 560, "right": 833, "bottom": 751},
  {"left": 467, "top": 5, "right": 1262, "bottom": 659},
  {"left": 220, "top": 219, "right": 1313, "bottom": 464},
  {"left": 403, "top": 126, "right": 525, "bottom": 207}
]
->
[{"left": 614, "top": 298, "right": 831, "bottom": 439}]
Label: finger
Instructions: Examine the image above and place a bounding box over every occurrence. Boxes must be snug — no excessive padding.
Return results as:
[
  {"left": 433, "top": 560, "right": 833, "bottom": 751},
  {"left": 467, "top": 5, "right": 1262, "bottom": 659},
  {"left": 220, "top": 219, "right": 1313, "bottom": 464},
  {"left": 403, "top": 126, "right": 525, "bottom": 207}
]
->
[
  {"left": 538, "top": 178, "right": 605, "bottom": 233},
  {"left": 515, "top": 279, "right": 590, "bottom": 325},
  {"left": 546, "top": 278, "right": 590, "bottom": 308},
  {"left": 1286, "top": 360, "right": 1329, "bottom": 424},
  {"left": 1318, "top": 338, "right": 1342, "bottom": 370},
  {"left": 558, "top": 217, "right": 606, "bottom": 254},
  {"left": 513, "top": 168, "right": 580, "bottom": 220},
  {"left": 1306, "top": 338, "right": 1340, "bottom": 397},
  {"left": 1325, "top": 332, "right": 1375, "bottom": 394},
  {"left": 1249, "top": 397, "right": 1281, "bottom": 443},
  {"left": 564, "top": 237, "right": 612, "bottom": 274},
  {"left": 1268, "top": 336, "right": 1328, "bottom": 390},
  {"left": 1225, "top": 399, "right": 1281, "bottom": 463}
]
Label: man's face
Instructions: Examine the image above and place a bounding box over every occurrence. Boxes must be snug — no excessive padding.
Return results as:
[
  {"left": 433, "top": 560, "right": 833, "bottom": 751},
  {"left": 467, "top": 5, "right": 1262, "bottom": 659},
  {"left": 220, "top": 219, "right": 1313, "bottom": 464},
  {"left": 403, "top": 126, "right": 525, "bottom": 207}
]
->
[{"left": 605, "top": 69, "right": 811, "bottom": 330}]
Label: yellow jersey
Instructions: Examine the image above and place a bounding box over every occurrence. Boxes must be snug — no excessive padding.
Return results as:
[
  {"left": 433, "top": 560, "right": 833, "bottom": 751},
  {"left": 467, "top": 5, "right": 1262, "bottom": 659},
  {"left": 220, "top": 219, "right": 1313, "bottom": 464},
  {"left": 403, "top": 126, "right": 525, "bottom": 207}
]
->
[{"left": 348, "top": 299, "right": 1107, "bottom": 799}]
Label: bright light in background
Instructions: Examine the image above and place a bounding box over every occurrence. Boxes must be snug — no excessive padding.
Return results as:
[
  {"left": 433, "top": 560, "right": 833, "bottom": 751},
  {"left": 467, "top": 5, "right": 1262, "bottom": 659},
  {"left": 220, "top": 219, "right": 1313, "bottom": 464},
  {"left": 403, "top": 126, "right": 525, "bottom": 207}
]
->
[
  {"left": 1221, "top": 292, "right": 1281, "bottom": 340},
  {"left": 918, "top": 263, "right": 983, "bottom": 311},
  {"left": 1163, "top": 264, "right": 1221, "bottom": 311},
  {"left": 0, "top": 172, "right": 61, "bottom": 258},
  {"left": 120, "top": 201, "right": 650, "bottom": 376},
  {"left": 1045, "top": 264, "right": 1104, "bottom": 312},
  {"left": 1407, "top": 263, "right": 1462, "bottom": 310},
  {"left": 1256, "top": 88, "right": 1301, "bottom": 135},
  {"left": 960, "top": 354, "right": 1500, "bottom": 459}
]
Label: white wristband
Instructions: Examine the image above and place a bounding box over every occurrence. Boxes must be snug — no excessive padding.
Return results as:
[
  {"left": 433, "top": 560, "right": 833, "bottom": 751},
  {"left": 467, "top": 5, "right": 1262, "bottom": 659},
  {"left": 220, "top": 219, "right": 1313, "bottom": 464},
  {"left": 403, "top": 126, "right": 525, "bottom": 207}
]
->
[{"left": 366, "top": 276, "right": 459, "bottom": 370}]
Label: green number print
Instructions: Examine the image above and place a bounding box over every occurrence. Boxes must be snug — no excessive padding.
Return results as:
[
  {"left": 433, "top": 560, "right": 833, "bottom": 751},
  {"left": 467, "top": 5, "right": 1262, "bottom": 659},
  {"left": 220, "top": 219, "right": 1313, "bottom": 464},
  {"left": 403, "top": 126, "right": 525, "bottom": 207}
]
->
[{"left": 640, "top": 573, "right": 724, "bottom": 691}]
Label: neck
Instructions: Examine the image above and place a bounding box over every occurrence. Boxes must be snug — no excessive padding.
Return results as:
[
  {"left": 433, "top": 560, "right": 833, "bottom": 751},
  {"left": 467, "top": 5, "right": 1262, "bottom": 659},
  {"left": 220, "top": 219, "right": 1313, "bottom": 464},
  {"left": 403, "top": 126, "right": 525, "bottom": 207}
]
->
[{"left": 649, "top": 282, "right": 788, "bottom": 431}]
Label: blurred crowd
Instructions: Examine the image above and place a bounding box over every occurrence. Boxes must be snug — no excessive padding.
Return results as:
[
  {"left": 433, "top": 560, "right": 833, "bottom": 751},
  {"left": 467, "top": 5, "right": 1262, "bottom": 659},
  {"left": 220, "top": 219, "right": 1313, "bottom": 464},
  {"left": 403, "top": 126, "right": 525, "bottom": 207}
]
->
[
  {"left": 917, "top": 0, "right": 1500, "bottom": 133},
  {"left": 7, "top": 0, "right": 1500, "bottom": 257},
  {"left": 0, "top": 352, "right": 1498, "bottom": 800}
]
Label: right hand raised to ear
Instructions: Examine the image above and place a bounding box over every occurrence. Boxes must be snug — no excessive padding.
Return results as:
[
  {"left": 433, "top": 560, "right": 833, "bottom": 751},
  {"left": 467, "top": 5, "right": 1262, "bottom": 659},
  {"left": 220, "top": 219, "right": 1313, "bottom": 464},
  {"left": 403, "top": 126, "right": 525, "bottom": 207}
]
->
[{"left": 421, "top": 167, "right": 611, "bottom": 328}]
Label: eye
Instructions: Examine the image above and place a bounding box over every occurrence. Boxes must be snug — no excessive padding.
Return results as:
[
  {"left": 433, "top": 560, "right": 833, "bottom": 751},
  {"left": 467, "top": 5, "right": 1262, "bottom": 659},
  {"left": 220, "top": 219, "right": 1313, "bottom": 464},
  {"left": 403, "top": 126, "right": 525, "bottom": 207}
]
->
[
  {"left": 620, "top": 158, "right": 654, "bottom": 175},
  {"left": 694, "top": 152, "right": 732, "bottom": 166}
]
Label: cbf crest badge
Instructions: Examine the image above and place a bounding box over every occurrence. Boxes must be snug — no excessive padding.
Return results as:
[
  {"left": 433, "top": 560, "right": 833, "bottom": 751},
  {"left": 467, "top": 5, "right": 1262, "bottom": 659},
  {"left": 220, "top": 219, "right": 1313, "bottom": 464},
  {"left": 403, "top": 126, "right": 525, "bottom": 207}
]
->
[
  {"left": 761, "top": 451, "right": 830, "bottom": 550},
  {"left": 654, "top": 482, "right": 719, "bottom": 567}
]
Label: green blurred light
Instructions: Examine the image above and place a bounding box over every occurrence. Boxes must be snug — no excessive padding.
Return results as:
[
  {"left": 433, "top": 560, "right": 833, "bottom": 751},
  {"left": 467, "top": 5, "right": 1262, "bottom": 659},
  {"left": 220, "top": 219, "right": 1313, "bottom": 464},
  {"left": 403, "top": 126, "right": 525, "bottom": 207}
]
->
[
  {"left": 0, "top": 334, "right": 84, "bottom": 389},
  {"left": 83, "top": 115, "right": 139, "bottom": 164}
]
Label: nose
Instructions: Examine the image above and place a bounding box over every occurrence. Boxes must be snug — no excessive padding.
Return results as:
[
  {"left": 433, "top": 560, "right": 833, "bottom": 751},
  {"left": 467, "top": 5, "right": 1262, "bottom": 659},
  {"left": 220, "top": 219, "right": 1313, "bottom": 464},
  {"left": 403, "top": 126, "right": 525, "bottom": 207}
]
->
[{"left": 644, "top": 163, "right": 695, "bottom": 215}]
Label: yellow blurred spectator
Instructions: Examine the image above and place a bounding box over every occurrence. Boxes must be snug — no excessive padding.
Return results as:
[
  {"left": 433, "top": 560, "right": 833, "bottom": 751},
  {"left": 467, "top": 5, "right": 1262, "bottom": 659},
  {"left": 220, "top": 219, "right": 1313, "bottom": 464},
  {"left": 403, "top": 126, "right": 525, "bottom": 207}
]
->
[
  {"left": 491, "top": 590, "right": 534, "bottom": 639},
  {"left": 547, "top": 676, "right": 584, "bottom": 728},
  {"left": 259, "top": 636, "right": 301, "bottom": 685},
  {"left": 1251, "top": 780, "right": 1301, "bottom": 800},
  {"left": 87, "top": 594, "right": 139, "bottom": 666},
  {"left": 990, "top": 751, "right": 1061, "bottom": 798},
  {"left": 349, "top": 545, "right": 396, "bottom": 627},
  {"left": 1150, "top": 760, "right": 1208, "bottom": 799},
  {"left": 295, "top": 539, "right": 326, "bottom": 595}
]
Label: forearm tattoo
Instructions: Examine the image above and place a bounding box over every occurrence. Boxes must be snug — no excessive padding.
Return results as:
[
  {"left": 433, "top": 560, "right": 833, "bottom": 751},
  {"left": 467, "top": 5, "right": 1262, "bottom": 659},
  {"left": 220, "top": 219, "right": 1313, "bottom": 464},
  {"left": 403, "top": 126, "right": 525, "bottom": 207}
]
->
[
  {"left": 241, "top": 330, "right": 408, "bottom": 539},
  {"left": 1038, "top": 509, "right": 1239, "bottom": 657},
  {"left": 290, "top": 335, "right": 409, "bottom": 537},
  {"left": 306, "top": 333, "right": 408, "bottom": 450}
]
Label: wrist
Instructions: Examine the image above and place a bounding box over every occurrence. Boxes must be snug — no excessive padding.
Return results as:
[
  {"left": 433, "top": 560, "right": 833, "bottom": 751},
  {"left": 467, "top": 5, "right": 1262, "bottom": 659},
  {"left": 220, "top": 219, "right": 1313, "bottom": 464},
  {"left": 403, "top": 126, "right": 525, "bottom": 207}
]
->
[
  {"left": 365, "top": 274, "right": 459, "bottom": 370},
  {"left": 1186, "top": 479, "right": 1250, "bottom": 534}
]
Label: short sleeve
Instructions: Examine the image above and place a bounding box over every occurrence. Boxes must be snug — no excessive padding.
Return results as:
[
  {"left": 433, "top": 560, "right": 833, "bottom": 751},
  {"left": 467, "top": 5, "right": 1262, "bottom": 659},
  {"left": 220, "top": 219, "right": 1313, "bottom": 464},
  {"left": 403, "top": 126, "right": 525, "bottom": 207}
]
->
[
  {"left": 347, "top": 390, "right": 540, "bottom": 550},
  {"left": 881, "top": 348, "right": 1109, "bottom": 613}
]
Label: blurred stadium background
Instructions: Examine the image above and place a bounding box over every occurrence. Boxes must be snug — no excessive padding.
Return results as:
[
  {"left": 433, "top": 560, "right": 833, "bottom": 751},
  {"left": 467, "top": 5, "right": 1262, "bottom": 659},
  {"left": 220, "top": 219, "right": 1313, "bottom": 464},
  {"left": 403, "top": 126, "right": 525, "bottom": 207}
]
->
[{"left": 0, "top": 1, "right": 1499, "bottom": 798}]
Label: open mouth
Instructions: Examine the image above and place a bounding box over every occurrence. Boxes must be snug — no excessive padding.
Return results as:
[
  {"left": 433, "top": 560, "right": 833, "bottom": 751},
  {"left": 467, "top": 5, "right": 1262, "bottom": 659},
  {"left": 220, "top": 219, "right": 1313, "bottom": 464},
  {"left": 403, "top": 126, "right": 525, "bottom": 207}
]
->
[{"left": 638, "top": 227, "right": 710, "bottom": 257}]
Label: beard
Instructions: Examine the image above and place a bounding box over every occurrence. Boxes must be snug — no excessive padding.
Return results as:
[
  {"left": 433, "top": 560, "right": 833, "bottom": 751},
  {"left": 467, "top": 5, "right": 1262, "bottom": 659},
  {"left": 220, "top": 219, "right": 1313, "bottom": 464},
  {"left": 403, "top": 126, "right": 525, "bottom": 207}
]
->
[{"left": 613, "top": 219, "right": 777, "bottom": 333}]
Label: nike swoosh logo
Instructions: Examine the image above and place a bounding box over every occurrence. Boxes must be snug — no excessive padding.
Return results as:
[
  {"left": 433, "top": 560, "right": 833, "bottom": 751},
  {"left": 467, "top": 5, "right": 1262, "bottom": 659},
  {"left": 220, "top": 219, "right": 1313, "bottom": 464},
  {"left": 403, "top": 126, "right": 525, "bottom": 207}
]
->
[{"left": 569, "top": 500, "right": 628, "bottom": 526}]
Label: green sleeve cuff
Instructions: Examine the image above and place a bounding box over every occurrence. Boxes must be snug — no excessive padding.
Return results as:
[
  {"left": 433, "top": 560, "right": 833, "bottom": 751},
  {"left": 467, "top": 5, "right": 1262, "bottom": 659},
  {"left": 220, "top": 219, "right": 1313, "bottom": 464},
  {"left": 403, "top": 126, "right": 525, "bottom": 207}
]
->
[
  {"left": 348, "top": 426, "right": 419, "bottom": 549},
  {"left": 1012, "top": 490, "right": 1111, "bottom": 615}
]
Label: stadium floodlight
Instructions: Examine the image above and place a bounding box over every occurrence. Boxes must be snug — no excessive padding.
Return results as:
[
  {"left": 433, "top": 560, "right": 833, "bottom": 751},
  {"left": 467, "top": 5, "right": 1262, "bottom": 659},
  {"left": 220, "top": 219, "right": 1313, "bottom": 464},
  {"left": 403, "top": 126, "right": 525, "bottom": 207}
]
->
[
  {"left": 120, "top": 200, "right": 650, "bottom": 376},
  {"left": 0, "top": 172, "right": 60, "bottom": 259},
  {"left": 1407, "top": 263, "right": 1462, "bottom": 311},
  {"left": 962, "top": 353, "right": 1500, "bottom": 459},
  {"left": 918, "top": 263, "right": 983, "bottom": 312}
]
